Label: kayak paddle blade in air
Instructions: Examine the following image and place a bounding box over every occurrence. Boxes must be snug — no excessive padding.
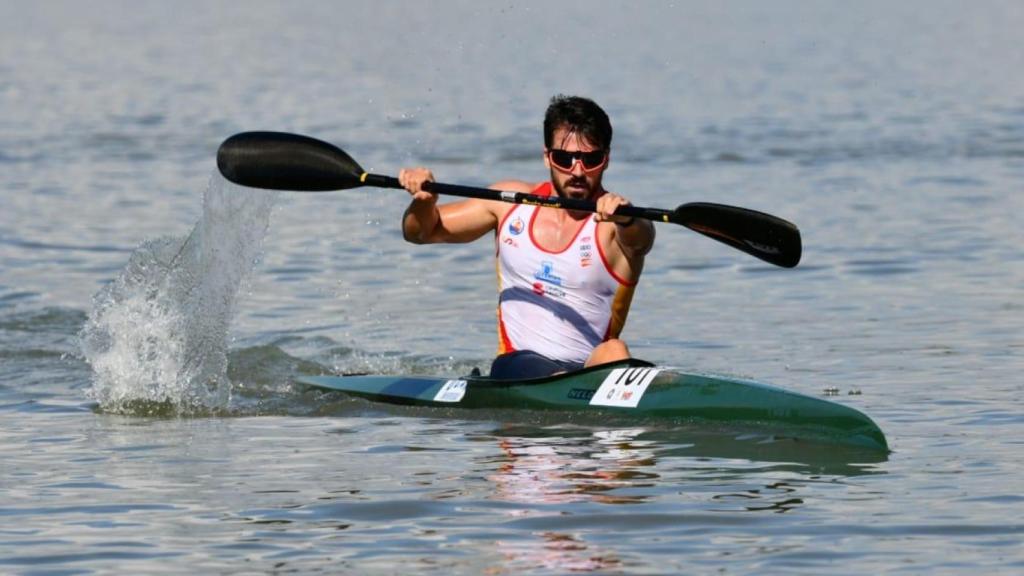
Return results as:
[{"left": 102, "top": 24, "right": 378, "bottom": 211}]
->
[
  {"left": 216, "top": 131, "right": 366, "bottom": 191},
  {"left": 672, "top": 203, "right": 802, "bottom": 268}
]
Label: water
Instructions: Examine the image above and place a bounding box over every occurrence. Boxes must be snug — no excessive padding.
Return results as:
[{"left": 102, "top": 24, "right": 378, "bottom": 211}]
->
[
  {"left": 2, "top": 0, "right": 1023, "bottom": 573},
  {"left": 80, "top": 179, "right": 277, "bottom": 414}
]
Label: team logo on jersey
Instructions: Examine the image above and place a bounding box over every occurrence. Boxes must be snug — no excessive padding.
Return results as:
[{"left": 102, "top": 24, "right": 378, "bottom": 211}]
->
[
  {"left": 508, "top": 216, "right": 525, "bottom": 236},
  {"left": 532, "top": 281, "right": 566, "bottom": 298},
  {"left": 579, "top": 237, "right": 593, "bottom": 268},
  {"left": 532, "top": 261, "right": 566, "bottom": 298},
  {"left": 534, "top": 261, "right": 563, "bottom": 286}
]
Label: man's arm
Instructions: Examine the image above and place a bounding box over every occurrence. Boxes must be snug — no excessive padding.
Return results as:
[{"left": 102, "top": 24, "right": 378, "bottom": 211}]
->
[
  {"left": 399, "top": 168, "right": 528, "bottom": 244},
  {"left": 595, "top": 192, "right": 655, "bottom": 258}
]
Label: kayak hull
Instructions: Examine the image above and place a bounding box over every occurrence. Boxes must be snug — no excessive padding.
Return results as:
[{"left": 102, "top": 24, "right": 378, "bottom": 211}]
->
[{"left": 298, "top": 360, "right": 888, "bottom": 451}]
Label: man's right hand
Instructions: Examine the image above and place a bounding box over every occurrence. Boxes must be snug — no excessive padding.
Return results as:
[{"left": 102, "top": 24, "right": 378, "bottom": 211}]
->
[{"left": 398, "top": 167, "right": 437, "bottom": 203}]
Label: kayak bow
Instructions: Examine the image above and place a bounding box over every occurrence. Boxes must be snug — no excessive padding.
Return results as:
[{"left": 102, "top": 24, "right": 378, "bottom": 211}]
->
[{"left": 299, "top": 360, "right": 888, "bottom": 451}]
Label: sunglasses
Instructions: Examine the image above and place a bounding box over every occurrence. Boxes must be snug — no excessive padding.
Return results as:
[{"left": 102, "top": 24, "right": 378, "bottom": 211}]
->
[{"left": 547, "top": 149, "right": 608, "bottom": 173}]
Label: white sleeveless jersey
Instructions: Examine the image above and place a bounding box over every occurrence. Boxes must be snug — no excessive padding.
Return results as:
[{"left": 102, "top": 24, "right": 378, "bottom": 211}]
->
[{"left": 495, "top": 183, "right": 637, "bottom": 363}]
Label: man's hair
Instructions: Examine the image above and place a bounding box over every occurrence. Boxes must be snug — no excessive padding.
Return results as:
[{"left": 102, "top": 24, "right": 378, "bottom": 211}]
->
[{"left": 543, "top": 95, "right": 612, "bottom": 151}]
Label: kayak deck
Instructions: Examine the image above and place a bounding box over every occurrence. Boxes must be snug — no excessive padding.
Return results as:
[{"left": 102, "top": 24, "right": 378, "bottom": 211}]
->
[{"left": 298, "top": 360, "right": 888, "bottom": 451}]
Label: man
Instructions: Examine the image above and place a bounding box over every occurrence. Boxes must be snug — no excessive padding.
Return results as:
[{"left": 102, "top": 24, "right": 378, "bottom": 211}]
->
[{"left": 400, "top": 95, "right": 655, "bottom": 379}]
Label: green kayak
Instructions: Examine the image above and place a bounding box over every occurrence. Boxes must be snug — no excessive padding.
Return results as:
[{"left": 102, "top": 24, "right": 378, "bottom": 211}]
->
[{"left": 299, "top": 360, "right": 888, "bottom": 451}]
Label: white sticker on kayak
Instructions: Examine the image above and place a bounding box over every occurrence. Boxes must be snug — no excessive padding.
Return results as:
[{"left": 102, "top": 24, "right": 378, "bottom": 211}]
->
[
  {"left": 589, "top": 368, "right": 660, "bottom": 408},
  {"left": 434, "top": 379, "right": 467, "bottom": 403}
]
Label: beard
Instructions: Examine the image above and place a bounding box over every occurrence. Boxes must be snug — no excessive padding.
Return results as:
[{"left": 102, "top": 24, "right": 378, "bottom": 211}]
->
[{"left": 552, "top": 172, "right": 599, "bottom": 200}]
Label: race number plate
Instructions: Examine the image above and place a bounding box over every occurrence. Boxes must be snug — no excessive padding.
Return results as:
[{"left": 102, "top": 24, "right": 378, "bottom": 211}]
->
[
  {"left": 589, "top": 367, "right": 660, "bottom": 408},
  {"left": 433, "top": 379, "right": 467, "bottom": 403}
]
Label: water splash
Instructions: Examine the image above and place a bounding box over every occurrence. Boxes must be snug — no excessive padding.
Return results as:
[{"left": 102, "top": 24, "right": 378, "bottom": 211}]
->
[{"left": 80, "top": 176, "right": 276, "bottom": 415}]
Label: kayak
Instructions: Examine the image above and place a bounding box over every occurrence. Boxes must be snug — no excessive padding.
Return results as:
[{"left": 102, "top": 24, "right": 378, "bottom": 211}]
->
[{"left": 298, "top": 360, "right": 888, "bottom": 451}]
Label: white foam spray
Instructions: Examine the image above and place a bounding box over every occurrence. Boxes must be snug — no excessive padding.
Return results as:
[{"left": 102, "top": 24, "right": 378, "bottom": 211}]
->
[{"left": 80, "top": 176, "right": 277, "bottom": 414}]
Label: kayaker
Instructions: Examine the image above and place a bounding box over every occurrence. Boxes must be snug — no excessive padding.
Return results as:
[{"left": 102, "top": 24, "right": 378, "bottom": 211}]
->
[{"left": 399, "top": 95, "right": 655, "bottom": 379}]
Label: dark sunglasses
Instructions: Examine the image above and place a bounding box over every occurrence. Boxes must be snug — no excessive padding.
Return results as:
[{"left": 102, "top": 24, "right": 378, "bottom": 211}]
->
[{"left": 547, "top": 149, "right": 608, "bottom": 173}]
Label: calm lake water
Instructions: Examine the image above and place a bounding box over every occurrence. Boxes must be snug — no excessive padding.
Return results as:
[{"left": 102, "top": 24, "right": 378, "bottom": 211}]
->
[{"left": 2, "top": 1, "right": 1023, "bottom": 573}]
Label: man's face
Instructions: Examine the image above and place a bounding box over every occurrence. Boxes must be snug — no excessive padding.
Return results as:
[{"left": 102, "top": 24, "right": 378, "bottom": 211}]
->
[{"left": 544, "top": 126, "right": 608, "bottom": 201}]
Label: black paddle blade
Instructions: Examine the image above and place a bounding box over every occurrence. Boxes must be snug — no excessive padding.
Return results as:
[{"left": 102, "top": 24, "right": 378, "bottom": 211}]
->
[
  {"left": 216, "top": 131, "right": 365, "bottom": 191},
  {"left": 673, "top": 203, "right": 802, "bottom": 268}
]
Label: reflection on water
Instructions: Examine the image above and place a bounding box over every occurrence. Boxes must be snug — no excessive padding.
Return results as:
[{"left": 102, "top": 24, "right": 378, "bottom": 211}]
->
[
  {"left": 711, "top": 482, "right": 804, "bottom": 514},
  {"left": 477, "top": 424, "right": 884, "bottom": 572},
  {"left": 482, "top": 428, "right": 649, "bottom": 573},
  {"left": 488, "top": 428, "right": 657, "bottom": 507},
  {"left": 481, "top": 424, "right": 885, "bottom": 502},
  {"left": 489, "top": 530, "right": 624, "bottom": 574}
]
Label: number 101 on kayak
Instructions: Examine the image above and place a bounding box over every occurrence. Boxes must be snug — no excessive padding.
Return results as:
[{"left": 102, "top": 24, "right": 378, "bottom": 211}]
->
[{"left": 590, "top": 368, "right": 661, "bottom": 408}]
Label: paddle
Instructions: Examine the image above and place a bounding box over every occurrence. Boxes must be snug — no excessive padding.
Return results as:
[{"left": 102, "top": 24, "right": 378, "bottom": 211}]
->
[{"left": 216, "top": 131, "right": 802, "bottom": 268}]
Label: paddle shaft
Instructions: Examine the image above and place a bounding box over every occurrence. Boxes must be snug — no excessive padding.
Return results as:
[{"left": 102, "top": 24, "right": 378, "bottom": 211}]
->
[
  {"left": 362, "top": 173, "right": 672, "bottom": 222},
  {"left": 215, "top": 131, "right": 801, "bottom": 267}
]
